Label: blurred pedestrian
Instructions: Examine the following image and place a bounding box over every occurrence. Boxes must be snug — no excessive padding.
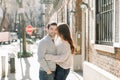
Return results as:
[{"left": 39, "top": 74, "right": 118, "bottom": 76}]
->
[
  {"left": 37, "top": 22, "right": 57, "bottom": 80},
  {"left": 45, "top": 23, "right": 75, "bottom": 80}
]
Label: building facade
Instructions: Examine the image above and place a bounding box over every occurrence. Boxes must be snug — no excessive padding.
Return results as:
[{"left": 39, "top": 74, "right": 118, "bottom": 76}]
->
[
  {"left": 82, "top": 0, "right": 120, "bottom": 80},
  {"left": 44, "top": 0, "right": 83, "bottom": 70},
  {"left": 44, "top": 0, "right": 120, "bottom": 79}
]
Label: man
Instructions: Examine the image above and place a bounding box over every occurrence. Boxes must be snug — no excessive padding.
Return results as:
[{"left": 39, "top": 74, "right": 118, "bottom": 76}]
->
[{"left": 37, "top": 22, "right": 57, "bottom": 80}]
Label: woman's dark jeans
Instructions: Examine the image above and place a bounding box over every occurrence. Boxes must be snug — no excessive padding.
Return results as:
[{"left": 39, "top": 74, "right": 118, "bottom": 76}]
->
[{"left": 55, "top": 65, "right": 70, "bottom": 80}]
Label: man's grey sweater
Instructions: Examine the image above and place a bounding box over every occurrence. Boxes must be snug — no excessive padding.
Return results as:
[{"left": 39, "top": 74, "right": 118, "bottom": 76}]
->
[{"left": 37, "top": 34, "right": 56, "bottom": 72}]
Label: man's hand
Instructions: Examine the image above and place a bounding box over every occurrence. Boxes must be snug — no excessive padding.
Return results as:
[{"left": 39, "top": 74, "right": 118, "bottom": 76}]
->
[{"left": 47, "top": 70, "right": 52, "bottom": 74}]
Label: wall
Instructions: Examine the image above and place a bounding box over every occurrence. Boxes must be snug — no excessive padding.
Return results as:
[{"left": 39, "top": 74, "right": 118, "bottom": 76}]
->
[
  {"left": 83, "top": 61, "right": 119, "bottom": 80},
  {"left": 89, "top": 47, "right": 120, "bottom": 78},
  {"left": 85, "top": 0, "right": 120, "bottom": 79},
  {"left": 73, "top": 55, "right": 82, "bottom": 71}
]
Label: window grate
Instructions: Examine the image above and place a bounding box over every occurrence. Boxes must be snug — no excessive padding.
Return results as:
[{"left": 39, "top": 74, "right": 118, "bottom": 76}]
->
[
  {"left": 96, "top": 0, "right": 113, "bottom": 46},
  {"left": 40, "top": 0, "right": 54, "bottom": 4}
]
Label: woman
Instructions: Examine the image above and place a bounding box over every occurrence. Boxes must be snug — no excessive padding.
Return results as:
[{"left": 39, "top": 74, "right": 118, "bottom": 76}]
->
[{"left": 45, "top": 23, "right": 75, "bottom": 80}]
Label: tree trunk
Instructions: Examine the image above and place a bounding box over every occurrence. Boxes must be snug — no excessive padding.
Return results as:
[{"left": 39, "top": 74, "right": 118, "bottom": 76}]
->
[{"left": 0, "top": 8, "right": 6, "bottom": 32}]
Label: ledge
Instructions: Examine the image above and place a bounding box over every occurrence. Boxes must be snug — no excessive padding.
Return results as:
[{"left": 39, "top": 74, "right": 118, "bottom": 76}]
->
[
  {"left": 94, "top": 44, "right": 115, "bottom": 54},
  {"left": 83, "top": 61, "right": 119, "bottom": 80}
]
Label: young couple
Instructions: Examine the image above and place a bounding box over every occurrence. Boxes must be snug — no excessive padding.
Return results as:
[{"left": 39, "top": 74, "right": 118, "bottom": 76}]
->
[{"left": 37, "top": 22, "right": 75, "bottom": 80}]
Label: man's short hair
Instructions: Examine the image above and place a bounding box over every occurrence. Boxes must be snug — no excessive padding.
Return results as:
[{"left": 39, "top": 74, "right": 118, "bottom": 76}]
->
[
  {"left": 47, "top": 22, "right": 57, "bottom": 29},
  {"left": 47, "top": 24, "right": 50, "bottom": 29}
]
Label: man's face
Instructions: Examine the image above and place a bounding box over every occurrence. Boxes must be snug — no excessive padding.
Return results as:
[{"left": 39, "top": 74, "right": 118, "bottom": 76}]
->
[{"left": 48, "top": 25, "right": 57, "bottom": 38}]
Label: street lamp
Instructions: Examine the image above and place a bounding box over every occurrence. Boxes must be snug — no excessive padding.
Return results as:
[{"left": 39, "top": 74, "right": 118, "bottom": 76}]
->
[{"left": 80, "top": 2, "right": 89, "bottom": 10}]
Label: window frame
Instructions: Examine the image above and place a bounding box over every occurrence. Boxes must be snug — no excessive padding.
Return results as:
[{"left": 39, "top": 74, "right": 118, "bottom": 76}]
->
[{"left": 95, "top": 0, "right": 114, "bottom": 46}]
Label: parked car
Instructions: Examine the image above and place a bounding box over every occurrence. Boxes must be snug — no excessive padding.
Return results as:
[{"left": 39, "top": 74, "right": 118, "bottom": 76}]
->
[
  {"left": 0, "top": 32, "right": 12, "bottom": 44},
  {"left": 10, "top": 32, "right": 18, "bottom": 42}
]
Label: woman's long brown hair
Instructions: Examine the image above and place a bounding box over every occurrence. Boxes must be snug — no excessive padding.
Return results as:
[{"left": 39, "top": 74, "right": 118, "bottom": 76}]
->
[{"left": 57, "top": 23, "right": 75, "bottom": 54}]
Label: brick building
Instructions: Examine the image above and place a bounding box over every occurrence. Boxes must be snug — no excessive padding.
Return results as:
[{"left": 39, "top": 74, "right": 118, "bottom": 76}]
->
[
  {"left": 82, "top": 0, "right": 120, "bottom": 80},
  {"left": 43, "top": 0, "right": 120, "bottom": 80},
  {"left": 44, "top": 0, "right": 83, "bottom": 71}
]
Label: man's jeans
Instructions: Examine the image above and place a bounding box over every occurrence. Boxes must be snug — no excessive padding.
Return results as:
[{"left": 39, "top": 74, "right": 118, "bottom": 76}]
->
[{"left": 39, "top": 70, "right": 55, "bottom": 80}]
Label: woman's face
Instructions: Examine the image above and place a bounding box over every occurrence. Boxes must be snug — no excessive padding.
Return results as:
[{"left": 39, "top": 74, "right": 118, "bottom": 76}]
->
[
  {"left": 56, "top": 29, "right": 59, "bottom": 35},
  {"left": 56, "top": 30, "right": 64, "bottom": 39},
  {"left": 56, "top": 29, "right": 61, "bottom": 37}
]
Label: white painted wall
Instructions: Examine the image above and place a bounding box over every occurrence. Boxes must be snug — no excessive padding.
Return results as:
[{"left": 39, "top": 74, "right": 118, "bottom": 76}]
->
[
  {"left": 73, "top": 55, "right": 82, "bottom": 71},
  {"left": 83, "top": 61, "right": 119, "bottom": 80}
]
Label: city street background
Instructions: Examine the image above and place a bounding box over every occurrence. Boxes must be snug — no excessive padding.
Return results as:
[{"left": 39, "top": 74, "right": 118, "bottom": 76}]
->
[{"left": 0, "top": 40, "right": 83, "bottom": 80}]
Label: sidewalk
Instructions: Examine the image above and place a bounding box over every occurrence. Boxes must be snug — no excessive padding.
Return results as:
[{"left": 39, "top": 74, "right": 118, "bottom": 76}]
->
[
  {"left": 1, "top": 53, "right": 83, "bottom": 80},
  {"left": 0, "top": 45, "right": 83, "bottom": 80}
]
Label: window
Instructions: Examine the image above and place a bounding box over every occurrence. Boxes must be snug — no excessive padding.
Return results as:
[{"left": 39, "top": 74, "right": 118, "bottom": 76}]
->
[
  {"left": 96, "top": 0, "right": 113, "bottom": 46},
  {"left": 40, "top": 0, "right": 54, "bottom": 4}
]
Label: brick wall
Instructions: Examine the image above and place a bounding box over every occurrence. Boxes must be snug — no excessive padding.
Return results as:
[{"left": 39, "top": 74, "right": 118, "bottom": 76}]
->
[
  {"left": 89, "top": 45, "right": 120, "bottom": 78},
  {"left": 88, "top": 0, "right": 120, "bottom": 78}
]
